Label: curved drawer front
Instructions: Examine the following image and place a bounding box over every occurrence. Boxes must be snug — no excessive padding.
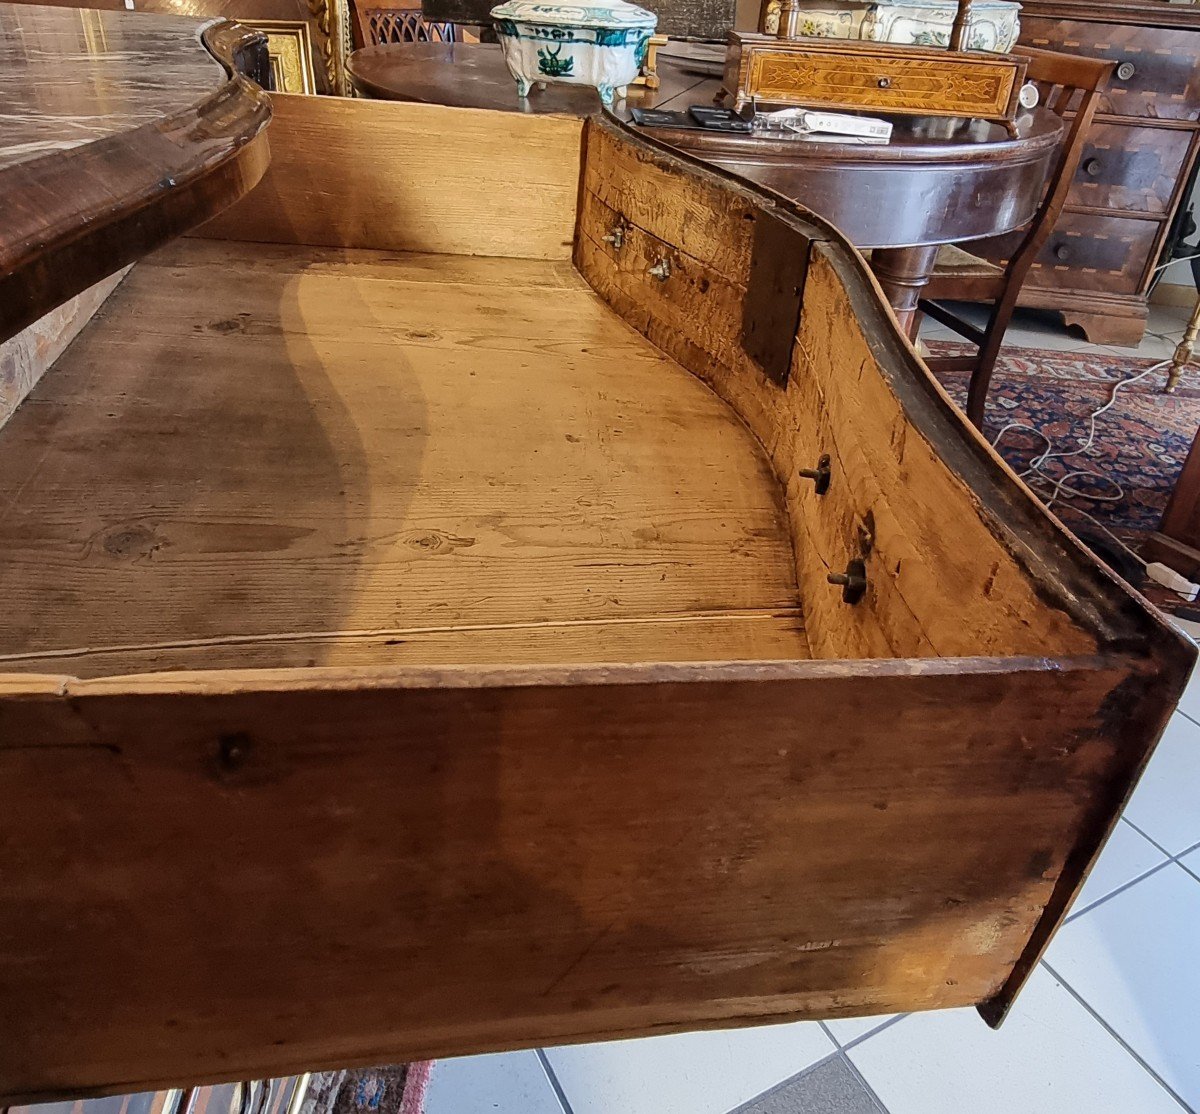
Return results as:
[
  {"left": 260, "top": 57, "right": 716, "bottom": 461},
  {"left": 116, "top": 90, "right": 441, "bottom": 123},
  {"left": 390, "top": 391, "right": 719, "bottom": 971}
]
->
[
  {"left": 1021, "top": 16, "right": 1200, "bottom": 121},
  {"left": 1067, "top": 121, "right": 1193, "bottom": 214}
]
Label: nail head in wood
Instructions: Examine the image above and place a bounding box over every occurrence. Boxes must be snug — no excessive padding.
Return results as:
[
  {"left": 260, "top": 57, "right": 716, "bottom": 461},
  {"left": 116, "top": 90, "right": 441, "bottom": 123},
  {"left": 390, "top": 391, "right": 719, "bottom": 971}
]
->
[
  {"left": 798, "top": 454, "right": 831, "bottom": 495},
  {"left": 828, "top": 558, "right": 867, "bottom": 604}
]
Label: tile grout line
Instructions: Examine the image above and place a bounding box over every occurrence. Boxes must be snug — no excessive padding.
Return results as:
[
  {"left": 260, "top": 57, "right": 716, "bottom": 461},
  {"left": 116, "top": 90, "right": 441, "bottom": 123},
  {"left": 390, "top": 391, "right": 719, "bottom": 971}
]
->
[
  {"left": 1174, "top": 704, "right": 1200, "bottom": 730},
  {"left": 839, "top": 1014, "right": 910, "bottom": 1053},
  {"left": 1063, "top": 858, "right": 1176, "bottom": 923},
  {"left": 1121, "top": 815, "right": 1184, "bottom": 860},
  {"left": 1063, "top": 828, "right": 1200, "bottom": 924},
  {"left": 835, "top": 1046, "right": 892, "bottom": 1114},
  {"left": 724, "top": 1047, "right": 843, "bottom": 1114},
  {"left": 1041, "top": 959, "right": 1197, "bottom": 1114},
  {"left": 534, "top": 1049, "right": 576, "bottom": 1114}
]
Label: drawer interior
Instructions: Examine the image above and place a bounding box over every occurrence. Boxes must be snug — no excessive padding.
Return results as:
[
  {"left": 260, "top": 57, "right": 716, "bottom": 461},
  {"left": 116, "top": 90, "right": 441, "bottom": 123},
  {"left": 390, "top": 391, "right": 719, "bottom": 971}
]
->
[{"left": 0, "top": 238, "right": 810, "bottom": 677}]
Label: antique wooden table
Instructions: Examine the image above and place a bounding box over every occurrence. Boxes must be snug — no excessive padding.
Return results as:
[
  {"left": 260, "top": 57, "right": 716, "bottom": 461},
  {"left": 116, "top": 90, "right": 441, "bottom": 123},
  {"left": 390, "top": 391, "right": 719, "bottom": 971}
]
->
[{"left": 347, "top": 42, "right": 1063, "bottom": 334}]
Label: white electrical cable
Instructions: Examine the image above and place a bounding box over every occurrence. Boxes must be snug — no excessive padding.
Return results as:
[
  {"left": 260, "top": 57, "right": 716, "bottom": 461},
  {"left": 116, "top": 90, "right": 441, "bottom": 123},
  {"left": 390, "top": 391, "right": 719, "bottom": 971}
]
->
[
  {"left": 989, "top": 357, "right": 1200, "bottom": 597},
  {"left": 1153, "top": 251, "right": 1200, "bottom": 275}
]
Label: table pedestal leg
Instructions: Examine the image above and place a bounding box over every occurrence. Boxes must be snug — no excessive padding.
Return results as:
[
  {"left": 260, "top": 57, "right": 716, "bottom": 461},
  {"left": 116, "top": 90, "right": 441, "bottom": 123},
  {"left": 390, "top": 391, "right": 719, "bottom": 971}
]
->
[{"left": 869, "top": 244, "right": 940, "bottom": 340}]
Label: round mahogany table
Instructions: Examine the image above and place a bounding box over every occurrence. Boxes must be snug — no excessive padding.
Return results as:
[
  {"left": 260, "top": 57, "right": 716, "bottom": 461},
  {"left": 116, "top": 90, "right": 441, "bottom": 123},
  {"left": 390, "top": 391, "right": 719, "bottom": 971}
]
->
[{"left": 347, "top": 42, "right": 1063, "bottom": 334}]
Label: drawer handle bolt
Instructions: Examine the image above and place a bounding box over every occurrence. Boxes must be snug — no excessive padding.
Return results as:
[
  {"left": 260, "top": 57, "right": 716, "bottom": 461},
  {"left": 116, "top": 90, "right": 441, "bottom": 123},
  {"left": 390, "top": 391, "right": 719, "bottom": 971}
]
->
[
  {"left": 798, "top": 454, "right": 832, "bottom": 495},
  {"left": 603, "top": 223, "right": 625, "bottom": 251},
  {"left": 1083, "top": 157, "right": 1101, "bottom": 178},
  {"left": 828, "top": 559, "right": 867, "bottom": 605},
  {"left": 1116, "top": 61, "right": 1136, "bottom": 81},
  {"left": 648, "top": 257, "right": 672, "bottom": 281},
  {"left": 1053, "top": 244, "right": 1070, "bottom": 262}
]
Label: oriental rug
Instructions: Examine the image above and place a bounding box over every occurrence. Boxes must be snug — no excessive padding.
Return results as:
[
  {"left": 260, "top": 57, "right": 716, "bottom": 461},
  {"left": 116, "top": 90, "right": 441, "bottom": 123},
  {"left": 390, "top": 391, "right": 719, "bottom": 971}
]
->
[{"left": 923, "top": 341, "right": 1200, "bottom": 619}]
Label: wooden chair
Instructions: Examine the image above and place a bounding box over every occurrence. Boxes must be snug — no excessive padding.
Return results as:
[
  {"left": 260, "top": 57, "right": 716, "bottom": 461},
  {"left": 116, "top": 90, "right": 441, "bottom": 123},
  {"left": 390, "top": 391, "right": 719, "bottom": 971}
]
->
[
  {"left": 352, "top": 1, "right": 459, "bottom": 46},
  {"left": 918, "top": 47, "right": 1114, "bottom": 428}
]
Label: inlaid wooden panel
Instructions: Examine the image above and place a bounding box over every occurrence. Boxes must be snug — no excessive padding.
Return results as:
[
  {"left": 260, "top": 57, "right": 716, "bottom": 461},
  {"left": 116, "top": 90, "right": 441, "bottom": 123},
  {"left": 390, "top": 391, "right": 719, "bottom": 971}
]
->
[
  {"left": 1021, "top": 16, "right": 1200, "bottom": 122},
  {"left": 725, "top": 37, "right": 1020, "bottom": 120},
  {"left": 968, "top": 209, "right": 1164, "bottom": 295},
  {"left": 1066, "top": 122, "right": 1193, "bottom": 215},
  {"left": 1030, "top": 211, "right": 1162, "bottom": 293}
]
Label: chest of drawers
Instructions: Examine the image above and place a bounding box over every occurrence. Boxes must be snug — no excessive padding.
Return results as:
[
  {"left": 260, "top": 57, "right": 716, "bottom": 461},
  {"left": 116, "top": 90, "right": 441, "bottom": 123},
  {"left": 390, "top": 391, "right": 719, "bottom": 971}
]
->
[{"left": 1004, "top": 1, "right": 1200, "bottom": 345}]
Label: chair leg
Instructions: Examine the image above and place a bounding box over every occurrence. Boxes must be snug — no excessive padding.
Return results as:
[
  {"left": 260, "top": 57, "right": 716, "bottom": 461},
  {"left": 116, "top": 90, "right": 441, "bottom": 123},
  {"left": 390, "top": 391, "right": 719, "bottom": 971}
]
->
[{"left": 964, "top": 288, "right": 1020, "bottom": 429}]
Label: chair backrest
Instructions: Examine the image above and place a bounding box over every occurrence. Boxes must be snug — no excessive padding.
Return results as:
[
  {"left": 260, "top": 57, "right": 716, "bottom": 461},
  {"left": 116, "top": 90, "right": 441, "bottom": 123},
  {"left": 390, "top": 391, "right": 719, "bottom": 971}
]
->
[
  {"left": 1002, "top": 46, "right": 1114, "bottom": 284},
  {"left": 353, "top": 3, "right": 459, "bottom": 46}
]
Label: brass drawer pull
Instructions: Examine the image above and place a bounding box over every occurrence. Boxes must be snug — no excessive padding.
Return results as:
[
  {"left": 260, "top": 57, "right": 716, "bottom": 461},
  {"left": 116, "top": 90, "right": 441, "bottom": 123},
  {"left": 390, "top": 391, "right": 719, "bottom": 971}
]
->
[
  {"left": 648, "top": 257, "right": 672, "bottom": 282},
  {"left": 603, "top": 223, "right": 626, "bottom": 251},
  {"left": 1053, "top": 243, "right": 1071, "bottom": 262},
  {"left": 1116, "top": 61, "right": 1136, "bottom": 81},
  {"left": 877, "top": 76, "right": 892, "bottom": 89},
  {"left": 1083, "top": 157, "right": 1102, "bottom": 178}
]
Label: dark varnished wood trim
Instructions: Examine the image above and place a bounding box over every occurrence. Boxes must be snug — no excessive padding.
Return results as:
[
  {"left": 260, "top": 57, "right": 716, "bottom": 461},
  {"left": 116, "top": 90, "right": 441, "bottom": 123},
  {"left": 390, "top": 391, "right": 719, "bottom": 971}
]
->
[
  {"left": 202, "top": 16, "right": 273, "bottom": 91},
  {"left": 0, "top": 19, "right": 271, "bottom": 345}
]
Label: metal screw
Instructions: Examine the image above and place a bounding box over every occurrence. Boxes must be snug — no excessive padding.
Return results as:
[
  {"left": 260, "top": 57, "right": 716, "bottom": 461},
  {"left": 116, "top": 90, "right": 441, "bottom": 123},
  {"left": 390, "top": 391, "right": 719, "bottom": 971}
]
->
[
  {"left": 648, "top": 257, "right": 672, "bottom": 282},
  {"left": 603, "top": 223, "right": 625, "bottom": 251},
  {"left": 828, "top": 559, "right": 867, "bottom": 604},
  {"left": 798, "top": 454, "right": 831, "bottom": 495}
]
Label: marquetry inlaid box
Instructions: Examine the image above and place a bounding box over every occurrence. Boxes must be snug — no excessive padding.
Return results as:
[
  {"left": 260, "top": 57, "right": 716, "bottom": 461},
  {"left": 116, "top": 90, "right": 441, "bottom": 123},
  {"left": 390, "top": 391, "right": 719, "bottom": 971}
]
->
[
  {"left": 721, "top": 32, "right": 1027, "bottom": 122},
  {"left": 0, "top": 3, "right": 1191, "bottom": 1104}
]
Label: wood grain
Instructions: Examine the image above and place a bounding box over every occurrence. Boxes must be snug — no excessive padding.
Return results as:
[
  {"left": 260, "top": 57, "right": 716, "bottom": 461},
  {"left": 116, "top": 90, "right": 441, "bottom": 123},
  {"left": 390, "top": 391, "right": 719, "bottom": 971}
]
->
[
  {"left": 0, "top": 237, "right": 807, "bottom": 674},
  {"left": 576, "top": 119, "right": 1099, "bottom": 661},
  {"left": 0, "top": 268, "right": 130, "bottom": 426},
  {"left": 0, "top": 98, "right": 1193, "bottom": 1100},
  {"left": 0, "top": 656, "right": 1137, "bottom": 1100},
  {"left": 722, "top": 33, "right": 1024, "bottom": 121},
  {"left": 198, "top": 93, "right": 584, "bottom": 259}
]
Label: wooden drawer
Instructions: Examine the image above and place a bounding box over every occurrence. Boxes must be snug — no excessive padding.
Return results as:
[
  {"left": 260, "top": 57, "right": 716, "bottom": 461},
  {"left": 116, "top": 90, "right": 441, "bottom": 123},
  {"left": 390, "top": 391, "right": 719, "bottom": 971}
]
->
[
  {"left": 724, "top": 36, "right": 1022, "bottom": 121},
  {"left": 1067, "top": 122, "right": 1194, "bottom": 215},
  {"left": 1028, "top": 211, "right": 1162, "bottom": 293},
  {"left": 1020, "top": 17, "right": 1200, "bottom": 121}
]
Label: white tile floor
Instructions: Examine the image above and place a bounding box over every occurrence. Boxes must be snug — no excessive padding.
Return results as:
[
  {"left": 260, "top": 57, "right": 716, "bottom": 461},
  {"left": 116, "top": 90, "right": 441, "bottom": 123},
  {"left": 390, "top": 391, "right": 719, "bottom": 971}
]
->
[{"left": 421, "top": 307, "right": 1200, "bottom": 1114}]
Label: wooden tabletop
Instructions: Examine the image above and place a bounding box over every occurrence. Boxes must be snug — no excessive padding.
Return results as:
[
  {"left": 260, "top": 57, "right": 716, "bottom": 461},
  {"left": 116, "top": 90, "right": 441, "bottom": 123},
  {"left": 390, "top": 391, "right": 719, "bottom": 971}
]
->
[
  {"left": 0, "top": 5, "right": 270, "bottom": 343},
  {"left": 346, "top": 42, "right": 1063, "bottom": 250},
  {"left": 347, "top": 40, "right": 712, "bottom": 114},
  {"left": 0, "top": 3, "right": 226, "bottom": 173}
]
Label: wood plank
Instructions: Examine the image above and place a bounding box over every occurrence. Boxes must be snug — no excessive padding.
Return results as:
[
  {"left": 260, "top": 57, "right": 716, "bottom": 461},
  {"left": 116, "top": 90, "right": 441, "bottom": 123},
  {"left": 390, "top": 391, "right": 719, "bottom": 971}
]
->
[
  {"left": 0, "top": 238, "right": 807, "bottom": 674},
  {"left": 0, "top": 656, "right": 1132, "bottom": 1100},
  {"left": 0, "top": 610, "right": 807, "bottom": 675},
  {"left": 575, "top": 118, "right": 1097, "bottom": 660},
  {"left": 198, "top": 94, "right": 584, "bottom": 259},
  {"left": 0, "top": 268, "right": 129, "bottom": 428}
]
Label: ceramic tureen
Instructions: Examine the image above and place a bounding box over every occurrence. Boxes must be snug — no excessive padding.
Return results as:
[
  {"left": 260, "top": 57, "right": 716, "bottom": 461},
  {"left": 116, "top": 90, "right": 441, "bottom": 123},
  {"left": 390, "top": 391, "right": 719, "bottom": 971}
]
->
[
  {"left": 760, "top": 0, "right": 1020, "bottom": 53},
  {"left": 491, "top": 0, "right": 658, "bottom": 107}
]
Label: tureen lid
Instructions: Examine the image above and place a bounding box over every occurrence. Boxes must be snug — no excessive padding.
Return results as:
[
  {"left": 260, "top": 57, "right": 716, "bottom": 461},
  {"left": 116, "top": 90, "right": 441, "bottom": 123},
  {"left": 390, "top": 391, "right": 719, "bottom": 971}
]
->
[{"left": 491, "top": 0, "right": 657, "bottom": 29}]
